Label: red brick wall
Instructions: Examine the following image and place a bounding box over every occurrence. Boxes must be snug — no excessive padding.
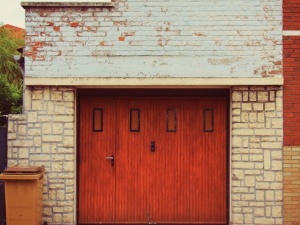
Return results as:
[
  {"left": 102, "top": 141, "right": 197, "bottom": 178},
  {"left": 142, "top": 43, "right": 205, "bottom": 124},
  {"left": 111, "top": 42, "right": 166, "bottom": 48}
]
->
[
  {"left": 283, "top": 0, "right": 300, "bottom": 146},
  {"left": 283, "top": 0, "right": 300, "bottom": 30},
  {"left": 283, "top": 36, "right": 300, "bottom": 145},
  {"left": 283, "top": 2, "right": 300, "bottom": 224}
]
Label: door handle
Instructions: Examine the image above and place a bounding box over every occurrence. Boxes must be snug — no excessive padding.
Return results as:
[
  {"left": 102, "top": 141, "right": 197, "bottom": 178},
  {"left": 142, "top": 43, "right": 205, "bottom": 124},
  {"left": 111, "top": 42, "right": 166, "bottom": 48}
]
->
[{"left": 105, "top": 155, "right": 114, "bottom": 166}]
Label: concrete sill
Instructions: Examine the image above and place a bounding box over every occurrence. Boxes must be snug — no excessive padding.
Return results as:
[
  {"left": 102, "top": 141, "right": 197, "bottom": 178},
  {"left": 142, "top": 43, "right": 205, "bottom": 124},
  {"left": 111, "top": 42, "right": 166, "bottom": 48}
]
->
[
  {"left": 21, "top": 1, "right": 114, "bottom": 8},
  {"left": 24, "top": 77, "right": 284, "bottom": 88}
]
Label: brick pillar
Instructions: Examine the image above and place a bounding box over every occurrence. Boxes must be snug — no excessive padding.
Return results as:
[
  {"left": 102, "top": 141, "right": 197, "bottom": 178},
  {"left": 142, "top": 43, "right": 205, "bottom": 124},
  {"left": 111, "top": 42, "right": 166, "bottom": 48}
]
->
[
  {"left": 231, "top": 86, "right": 283, "bottom": 225},
  {"left": 7, "top": 87, "right": 76, "bottom": 224}
]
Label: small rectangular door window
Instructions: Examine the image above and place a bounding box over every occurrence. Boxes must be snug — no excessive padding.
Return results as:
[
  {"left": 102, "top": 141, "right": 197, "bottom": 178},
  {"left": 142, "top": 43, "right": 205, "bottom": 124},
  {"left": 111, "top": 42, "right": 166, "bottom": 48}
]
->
[
  {"left": 167, "top": 108, "right": 177, "bottom": 132},
  {"left": 204, "top": 108, "right": 214, "bottom": 132},
  {"left": 130, "top": 109, "right": 140, "bottom": 132},
  {"left": 93, "top": 108, "right": 103, "bottom": 132}
]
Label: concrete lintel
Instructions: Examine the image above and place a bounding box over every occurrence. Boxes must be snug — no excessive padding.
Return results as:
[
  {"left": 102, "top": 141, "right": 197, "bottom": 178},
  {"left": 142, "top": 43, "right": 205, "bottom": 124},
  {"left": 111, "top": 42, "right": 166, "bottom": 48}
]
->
[
  {"left": 24, "top": 77, "right": 284, "bottom": 87},
  {"left": 21, "top": 1, "right": 114, "bottom": 8},
  {"left": 283, "top": 31, "right": 300, "bottom": 36}
]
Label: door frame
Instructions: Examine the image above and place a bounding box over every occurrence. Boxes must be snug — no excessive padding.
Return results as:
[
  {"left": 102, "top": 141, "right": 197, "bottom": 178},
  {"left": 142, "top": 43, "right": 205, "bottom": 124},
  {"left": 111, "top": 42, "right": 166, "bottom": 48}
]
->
[
  {"left": 0, "top": 117, "right": 8, "bottom": 225},
  {"left": 76, "top": 88, "right": 230, "bottom": 225}
]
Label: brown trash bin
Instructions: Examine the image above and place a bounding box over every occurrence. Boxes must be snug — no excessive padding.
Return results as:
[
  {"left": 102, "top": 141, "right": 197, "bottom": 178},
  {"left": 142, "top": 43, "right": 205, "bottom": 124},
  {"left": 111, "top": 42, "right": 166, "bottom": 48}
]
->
[{"left": 0, "top": 166, "right": 45, "bottom": 225}]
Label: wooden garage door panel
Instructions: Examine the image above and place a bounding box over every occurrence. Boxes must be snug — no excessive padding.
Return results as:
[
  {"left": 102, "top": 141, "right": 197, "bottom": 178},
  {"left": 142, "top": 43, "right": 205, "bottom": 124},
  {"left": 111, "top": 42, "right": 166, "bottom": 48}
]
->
[
  {"left": 115, "top": 98, "right": 151, "bottom": 222},
  {"left": 148, "top": 97, "right": 227, "bottom": 223},
  {"left": 78, "top": 96, "right": 228, "bottom": 224},
  {"left": 78, "top": 97, "right": 116, "bottom": 223}
]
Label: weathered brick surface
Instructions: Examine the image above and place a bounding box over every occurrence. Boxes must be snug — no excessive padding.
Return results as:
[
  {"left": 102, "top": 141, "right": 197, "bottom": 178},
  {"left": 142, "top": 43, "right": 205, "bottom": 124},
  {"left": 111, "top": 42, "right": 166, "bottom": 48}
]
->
[
  {"left": 283, "top": 36, "right": 300, "bottom": 146},
  {"left": 283, "top": 0, "right": 300, "bottom": 30},
  {"left": 231, "top": 86, "right": 283, "bottom": 225},
  {"left": 283, "top": 146, "right": 300, "bottom": 225},
  {"left": 23, "top": 0, "right": 282, "bottom": 78},
  {"left": 8, "top": 87, "right": 75, "bottom": 224},
  {"left": 283, "top": 0, "right": 300, "bottom": 223}
]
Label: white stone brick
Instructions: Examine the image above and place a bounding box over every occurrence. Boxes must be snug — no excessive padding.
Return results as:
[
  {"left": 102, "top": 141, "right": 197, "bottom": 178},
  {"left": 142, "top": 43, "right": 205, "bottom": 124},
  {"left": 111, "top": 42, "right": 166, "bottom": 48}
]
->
[
  {"left": 32, "top": 100, "right": 44, "bottom": 111},
  {"left": 271, "top": 118, "right": 282, "bottom": 129},
  {"left": 242, "top": 103, "right": 252, "bottom": 111},
  {"left": 42, "top": 123, "right": 52, "bottom": 134},
  {"left": 242, "top": 194, "right": 255, "bottom": 201},
  {"left": 249, "top": 154, "right": 263, "bottom": 162},
  {"left": 264, "top": 171, "right": 275, "bottom": 182},
  {"left": 265, "top": 102, "right": 275, "bottom": 111},
  {"left": 253, "top": 103, "right": 263, "bottom": 111},
  {"left": 254, "top": 208, "right": 265, "bottom": 217},
  {"left": 13, "top": 140, "right": 34, "bottom": 147},
  {"left": 257, "top": 92, "right": 269, "bottom": 102},
  {"left": 266, "top": 190, "right": 274, "bottom": 201},
  {"left": 27, "top": 111, "right": 38, "bottom": 123},
  {"left": 62, "top": 214, "right": 74, "bottom": 223},
  {"left": 64, "top": 161, "right": 75, "bottom": 172},
  {"left": 233, "top": 162, "right": 255, "bottom": 169},
  {"left": 51, "top": 91, "right": 63, "bottom": 101},
  {"left": 270, "top": 182, "right": 282, "bottom": 190},
  {"left": 53, "top": 123, "right": 63, "bottom": 134},
  {"left": 272, "top": 206, "right": 282, "bottom": 217},
  {"left": 232, "top": 214, "right": 243, "bottom": 224},
  {"left": 254, "top": 129, "right": 275, "bottom": 136},
  {"left": 233, "top": 129, "right": 254, "bottom": 136},
  {"left": 42, "top": 135, "right": 63, "bottom": 142},
  {"left": 262, "top": 142, "right": 282, "bottom": 149},
  {"left": 256, "top": 190, "right": 264, "bottom": 201},
  {"left": 271, "top": 160, "right": 282, "bottom": 171},
  {"left": 256, "top": 182, "right": 270, "bottom": 190},
  {"left": 275, "top": 190, "right": 282, "bottom": 201},
  {"left": 264, "top": 150, "right": 271, "bottom": 170}
]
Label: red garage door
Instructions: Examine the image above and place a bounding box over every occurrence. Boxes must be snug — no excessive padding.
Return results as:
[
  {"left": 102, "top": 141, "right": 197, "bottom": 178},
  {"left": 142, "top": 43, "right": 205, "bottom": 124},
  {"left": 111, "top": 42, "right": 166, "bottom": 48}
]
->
[{"left": 78, "top": 96, "right": 228, "bottom": 224}]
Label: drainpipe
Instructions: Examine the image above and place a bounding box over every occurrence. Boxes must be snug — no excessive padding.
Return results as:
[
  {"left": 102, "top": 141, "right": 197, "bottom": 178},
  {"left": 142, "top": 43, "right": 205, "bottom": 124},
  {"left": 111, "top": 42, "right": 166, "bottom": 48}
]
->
[
  {"left": 13, "top": 47, "right": 25, "bottom": 114},
  {"left": 13, "top": 47, "right": 25, "bottom": 78}
]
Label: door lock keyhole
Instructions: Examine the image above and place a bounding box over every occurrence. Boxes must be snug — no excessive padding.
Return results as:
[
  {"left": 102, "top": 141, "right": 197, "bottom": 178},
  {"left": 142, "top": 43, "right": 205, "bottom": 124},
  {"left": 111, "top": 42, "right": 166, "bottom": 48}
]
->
[{"left": 151, "top": 141, "right": 155, "bottom": 152}]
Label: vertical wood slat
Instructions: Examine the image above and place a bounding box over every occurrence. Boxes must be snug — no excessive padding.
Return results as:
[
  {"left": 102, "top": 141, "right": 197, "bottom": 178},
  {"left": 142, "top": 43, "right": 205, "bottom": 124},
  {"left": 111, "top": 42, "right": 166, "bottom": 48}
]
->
[{"left": 78, "top": 96, "right": 227, "bottom": 224}]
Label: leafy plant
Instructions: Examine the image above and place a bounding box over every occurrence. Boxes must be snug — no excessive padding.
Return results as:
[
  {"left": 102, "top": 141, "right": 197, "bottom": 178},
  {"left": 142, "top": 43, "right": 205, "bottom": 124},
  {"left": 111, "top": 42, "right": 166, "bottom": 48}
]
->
[
  {"left": 0, "top": 23, "right": 24, "bottom": 124},
  {"left": 0, "top": 24, "right": 24, "bottom": 86}
]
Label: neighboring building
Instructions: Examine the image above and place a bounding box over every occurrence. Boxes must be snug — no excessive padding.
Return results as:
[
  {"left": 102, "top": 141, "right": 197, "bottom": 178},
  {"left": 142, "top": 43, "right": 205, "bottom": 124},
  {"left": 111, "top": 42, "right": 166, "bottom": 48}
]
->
[
  {"left": 1, "top": 24, "right": 25, "bottom": 39},
  {"left": 283, "top": 0, "right": 300, "bottom": 225},
  {"left": 7, "top": 1, "right": 284, "bottom": 224}
]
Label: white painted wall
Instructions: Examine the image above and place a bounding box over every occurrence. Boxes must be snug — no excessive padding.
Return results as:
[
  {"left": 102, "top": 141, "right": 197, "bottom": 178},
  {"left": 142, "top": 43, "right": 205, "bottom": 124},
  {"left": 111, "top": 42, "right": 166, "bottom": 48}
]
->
[{"left": 23, "top": 0, "right": 282, "bottom": 79}]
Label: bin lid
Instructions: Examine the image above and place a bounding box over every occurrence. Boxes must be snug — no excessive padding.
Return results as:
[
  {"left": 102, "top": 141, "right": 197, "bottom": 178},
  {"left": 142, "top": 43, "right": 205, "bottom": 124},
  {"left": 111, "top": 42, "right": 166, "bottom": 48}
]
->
[{"left": 3, "top": 165, "right": 45, "bottom": 175}]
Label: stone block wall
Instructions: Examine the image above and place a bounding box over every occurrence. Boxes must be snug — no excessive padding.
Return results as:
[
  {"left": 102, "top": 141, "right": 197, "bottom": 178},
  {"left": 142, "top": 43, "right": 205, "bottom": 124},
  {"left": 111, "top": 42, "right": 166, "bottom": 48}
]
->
[
  {"left": 231, "top": 86, "right": 283, "bottom": 225},
  {"left": 7, "top": 85, "right": 284, "bottom": 224},
  {"left": 7, "top": 86, "right": 76, "bottom": 224}
]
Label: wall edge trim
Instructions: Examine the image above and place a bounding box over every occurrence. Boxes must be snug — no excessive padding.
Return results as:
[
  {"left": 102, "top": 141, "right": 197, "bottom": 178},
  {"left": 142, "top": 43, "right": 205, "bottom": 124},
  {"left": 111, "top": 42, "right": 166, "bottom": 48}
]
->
[
  {"left": 24, "top": 77, "right": 284, "bottom": 87},
  {"left": 283, "top": 30, "right": 300, "bottom": 36}
]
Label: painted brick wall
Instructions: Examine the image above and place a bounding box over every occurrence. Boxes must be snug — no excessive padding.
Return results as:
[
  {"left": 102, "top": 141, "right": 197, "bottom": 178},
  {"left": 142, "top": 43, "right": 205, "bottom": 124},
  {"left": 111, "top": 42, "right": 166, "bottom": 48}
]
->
[
  {"left": 283, "top": 0, "right": 300, "bottom": 30},
  {"left": 23, "top": 0, "right": 282, "bottom": 78}
]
